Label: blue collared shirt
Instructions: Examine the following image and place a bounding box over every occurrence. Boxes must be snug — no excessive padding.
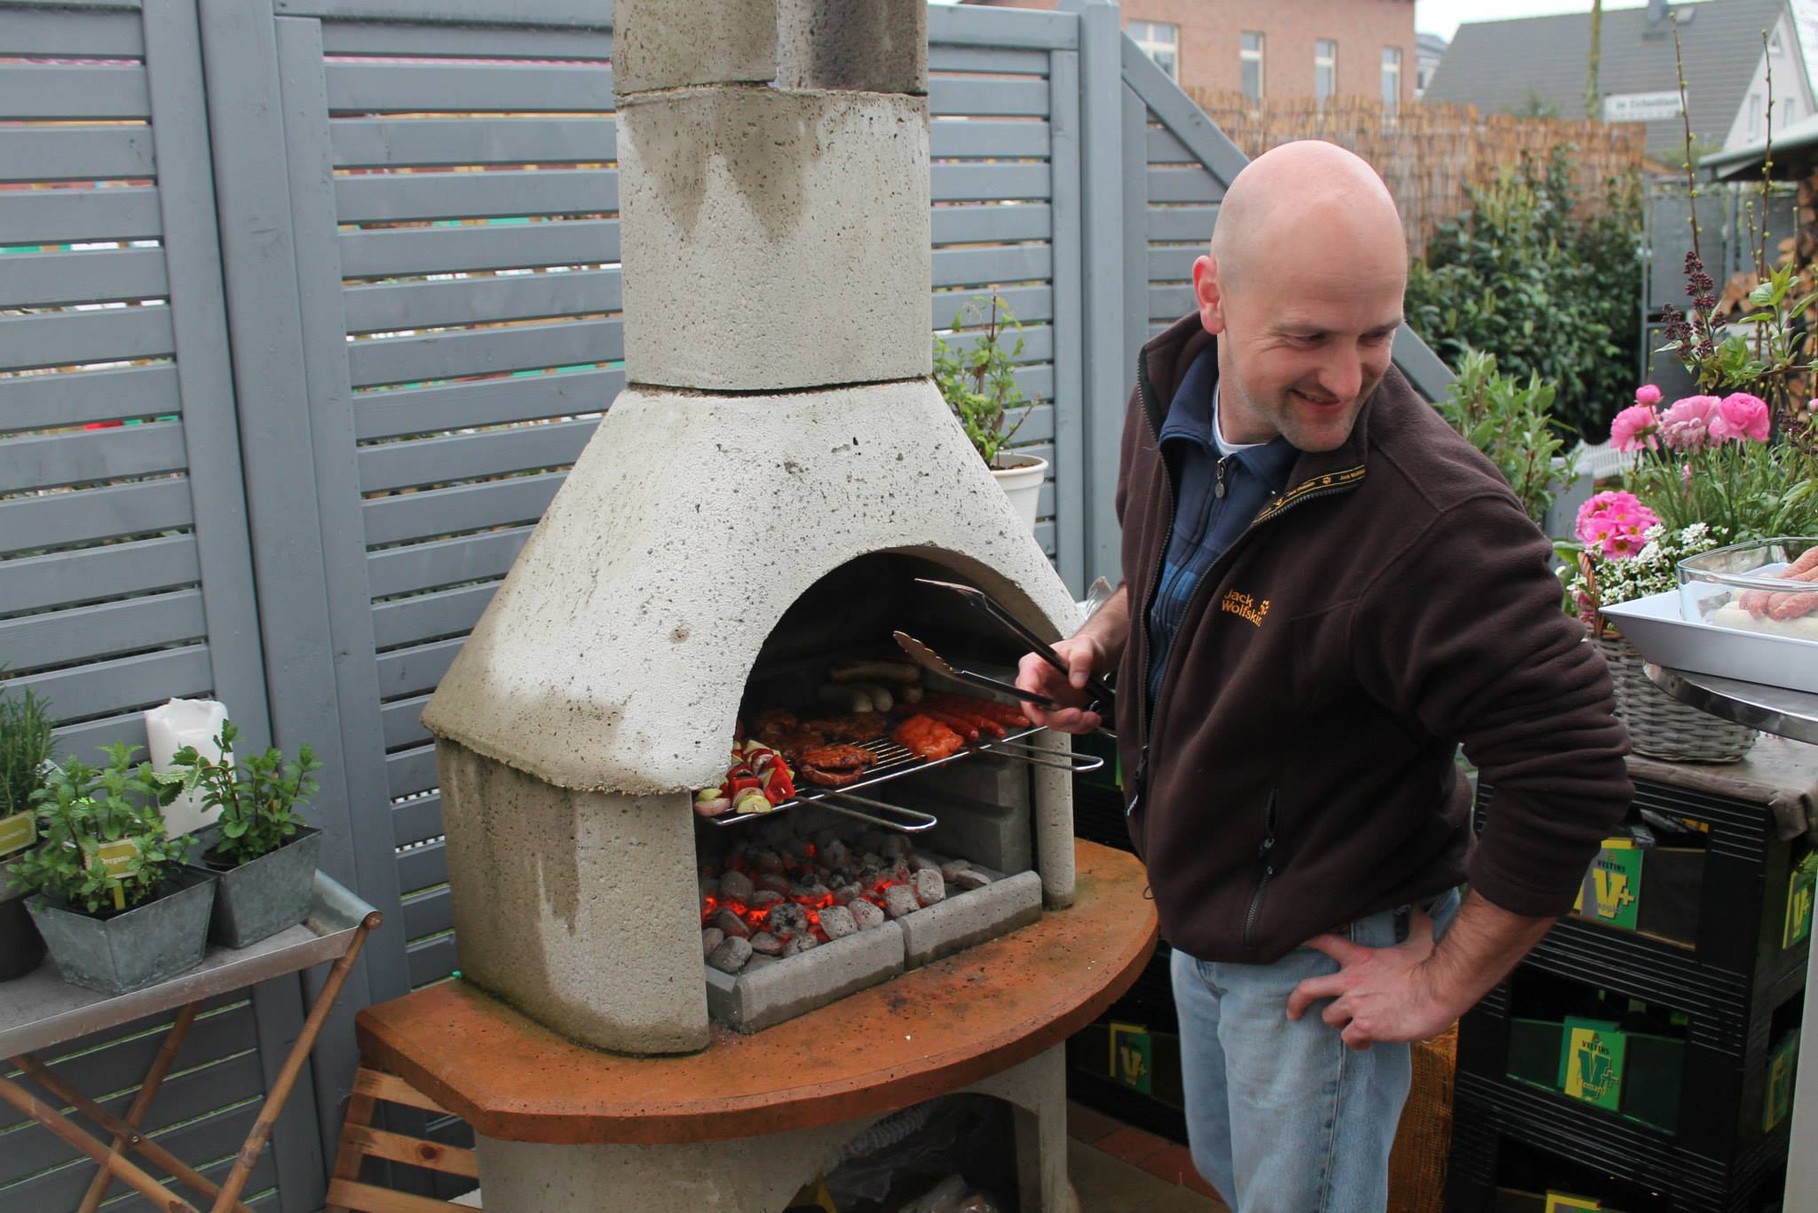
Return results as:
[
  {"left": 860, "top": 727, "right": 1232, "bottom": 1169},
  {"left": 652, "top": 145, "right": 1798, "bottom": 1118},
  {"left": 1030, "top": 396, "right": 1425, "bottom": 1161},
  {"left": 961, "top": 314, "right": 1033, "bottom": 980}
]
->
[{"left": 1146, "top": 349, "right": 1298, "bottom": 703}]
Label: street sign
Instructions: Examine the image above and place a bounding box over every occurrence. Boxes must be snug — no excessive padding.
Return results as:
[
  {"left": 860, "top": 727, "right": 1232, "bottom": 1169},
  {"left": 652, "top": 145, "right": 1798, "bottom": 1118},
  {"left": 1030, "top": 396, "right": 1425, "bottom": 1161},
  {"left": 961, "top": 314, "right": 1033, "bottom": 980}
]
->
[{"left": 1604, "top": 91, "right": 1686, "bottom": 122}]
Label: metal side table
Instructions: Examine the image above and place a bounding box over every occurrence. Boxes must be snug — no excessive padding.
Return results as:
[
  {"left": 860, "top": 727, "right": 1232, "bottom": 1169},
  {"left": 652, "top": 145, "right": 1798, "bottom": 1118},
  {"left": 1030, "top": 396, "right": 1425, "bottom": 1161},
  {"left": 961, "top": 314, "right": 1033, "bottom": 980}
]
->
[
  {"left": 0, "top": 873, "right": 379, "bottom": 1213},
  {"left": 1645, "top": 664, "right": 1818, "bottom": 1213}
]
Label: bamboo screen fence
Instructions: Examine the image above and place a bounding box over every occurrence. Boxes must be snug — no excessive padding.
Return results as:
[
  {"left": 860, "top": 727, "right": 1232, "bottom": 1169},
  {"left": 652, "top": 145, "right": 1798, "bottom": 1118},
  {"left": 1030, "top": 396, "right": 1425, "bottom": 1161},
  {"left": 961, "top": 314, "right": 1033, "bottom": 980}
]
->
[{"left": 1189, "top": 92, "right": 1652, "bottom": 254}]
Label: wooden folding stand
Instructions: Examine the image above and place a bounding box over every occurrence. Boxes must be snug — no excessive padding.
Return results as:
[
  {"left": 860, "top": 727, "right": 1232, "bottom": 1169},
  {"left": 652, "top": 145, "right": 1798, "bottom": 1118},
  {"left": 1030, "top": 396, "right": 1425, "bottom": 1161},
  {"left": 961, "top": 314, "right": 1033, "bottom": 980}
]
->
[
  {"left": 322, "top": 1066, "right": 478, "bottom": 1213},
  {"left": 0, "top": 873, "right": 379, "bottom": 1213}
]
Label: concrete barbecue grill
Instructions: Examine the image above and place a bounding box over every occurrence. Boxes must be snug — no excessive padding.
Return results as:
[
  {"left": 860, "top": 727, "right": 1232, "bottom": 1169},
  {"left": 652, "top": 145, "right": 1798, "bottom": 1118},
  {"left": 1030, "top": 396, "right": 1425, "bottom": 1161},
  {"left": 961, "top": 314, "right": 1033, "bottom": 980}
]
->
[
  {"left": 421, "top": 0, "right": 1082, "bottom": 1061},
  {"left": 389, "top": 4, "right": 1157, "bottom": 1209}
]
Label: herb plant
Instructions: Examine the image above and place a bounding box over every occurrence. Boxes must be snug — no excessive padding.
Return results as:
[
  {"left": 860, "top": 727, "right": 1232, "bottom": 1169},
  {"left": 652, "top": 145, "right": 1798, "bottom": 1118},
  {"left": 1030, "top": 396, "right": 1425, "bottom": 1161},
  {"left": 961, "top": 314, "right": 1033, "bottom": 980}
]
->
[
  {"left": 0, "top": 680, "right": 55, "bottom": 819},
  {"left": 1435, "top": 350, "right": 1580, "bottom": 529},
  {"left": 932, "top": 294, "right": 1036, "bottom": 470},
  {"left": 169, "top": 721, "right": 319, "bottom": 867},
  {"left": 10, "top": 744, "right": 188, "bottom": 915}
]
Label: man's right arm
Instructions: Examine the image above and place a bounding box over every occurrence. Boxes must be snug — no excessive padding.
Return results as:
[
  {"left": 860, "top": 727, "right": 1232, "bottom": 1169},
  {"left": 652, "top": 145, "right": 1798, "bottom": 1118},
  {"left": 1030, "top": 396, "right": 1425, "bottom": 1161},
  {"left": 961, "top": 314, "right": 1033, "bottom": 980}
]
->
[{"left": 1015, "top": 584, "right": 1130, "bottom": 734}]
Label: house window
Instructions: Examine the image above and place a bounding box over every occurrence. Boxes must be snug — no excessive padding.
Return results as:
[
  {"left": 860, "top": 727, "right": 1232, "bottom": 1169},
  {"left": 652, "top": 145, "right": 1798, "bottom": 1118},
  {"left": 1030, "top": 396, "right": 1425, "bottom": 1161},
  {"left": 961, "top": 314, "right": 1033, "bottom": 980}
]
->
[
  {"left": 1315, "top": 39, "right": 1338, "bottom": 106},
  {"left": 1770, "top": 28, "right": 1783, "bottom": 54},
  {"left": 1241, "top": 32, "right": 1265, "bottom": 103},
  {"left": 1130, "top": 20, "right": 1179, "bottom": 80},
  {"left": 1382, "top": 46, "right": 1402, "bottom": 112},
  {"left": 1749, "top": 91, "right": 1764, "bottom": 139}
]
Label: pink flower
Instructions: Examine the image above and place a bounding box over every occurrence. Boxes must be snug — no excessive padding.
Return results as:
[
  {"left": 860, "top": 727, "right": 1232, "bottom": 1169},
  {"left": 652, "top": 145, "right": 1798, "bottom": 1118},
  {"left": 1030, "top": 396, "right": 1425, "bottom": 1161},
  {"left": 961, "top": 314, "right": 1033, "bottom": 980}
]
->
[
  {"left": 1635, "top": 384, "right": 1662, "bottom": 407},
  {"left": 1807, "top": 397, "right": 1818, "bottom": 413},
  {"left": 1709, "top": 392, "right": 1771, "bottom": 443},
  {"left": 1609, "top": 404, "right": 1660, "bottom": 452},
  {"left": 1575, "top": 490, "right": 1660, "bottom": 559},
  {"left": 1658, "top": 395, "right": 1719, "bottom": 452}
]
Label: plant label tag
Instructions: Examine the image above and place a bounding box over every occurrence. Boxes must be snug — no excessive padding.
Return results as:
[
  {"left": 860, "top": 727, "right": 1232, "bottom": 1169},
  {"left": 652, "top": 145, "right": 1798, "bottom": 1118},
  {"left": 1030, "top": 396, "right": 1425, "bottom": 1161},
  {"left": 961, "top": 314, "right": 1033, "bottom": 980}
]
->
[
  {"left": 94, "top": 839, "right": 141, "bottom": 911},
  {"left": 0, "top": 811, "right": 35, "bottom": 859}
]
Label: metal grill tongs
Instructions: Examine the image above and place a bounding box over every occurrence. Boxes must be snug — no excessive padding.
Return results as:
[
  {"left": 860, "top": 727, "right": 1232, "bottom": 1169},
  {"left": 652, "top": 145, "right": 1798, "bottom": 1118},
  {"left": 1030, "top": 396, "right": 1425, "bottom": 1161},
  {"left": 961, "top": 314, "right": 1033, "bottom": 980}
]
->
[{"left": 907, "top": 577, "right": 1116, "bottom": 723}]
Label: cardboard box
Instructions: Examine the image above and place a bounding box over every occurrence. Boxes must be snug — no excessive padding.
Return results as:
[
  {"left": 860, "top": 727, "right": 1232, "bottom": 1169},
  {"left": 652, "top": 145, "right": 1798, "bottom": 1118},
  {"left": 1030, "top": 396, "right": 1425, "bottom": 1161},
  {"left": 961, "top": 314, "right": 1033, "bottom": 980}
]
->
[
  {"left": 1574, "top": 840, "right": 1703, "bottom": 946},
  {"left": 1507, "top": 1017, "right": 1564, "bottom": 1090},
  {"left": 1621, "top": 1032, "right": 1683, "bottom": 1131}
]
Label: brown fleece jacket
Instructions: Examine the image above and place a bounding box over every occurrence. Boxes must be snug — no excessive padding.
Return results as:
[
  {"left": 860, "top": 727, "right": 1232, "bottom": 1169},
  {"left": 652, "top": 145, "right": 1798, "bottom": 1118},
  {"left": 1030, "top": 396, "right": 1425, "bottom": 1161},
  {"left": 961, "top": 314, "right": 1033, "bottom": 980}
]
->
[{"left": 1116, "top": 314, "right": 1633, "bottom": 963}]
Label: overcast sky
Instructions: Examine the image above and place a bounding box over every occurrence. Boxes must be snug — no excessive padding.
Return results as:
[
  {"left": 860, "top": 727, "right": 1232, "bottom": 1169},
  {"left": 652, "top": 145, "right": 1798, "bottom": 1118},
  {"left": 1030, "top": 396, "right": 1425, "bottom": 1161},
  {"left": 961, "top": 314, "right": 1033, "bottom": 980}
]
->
[{"left": 1417, "top": 1, "right": 1657, "bottom": 41}]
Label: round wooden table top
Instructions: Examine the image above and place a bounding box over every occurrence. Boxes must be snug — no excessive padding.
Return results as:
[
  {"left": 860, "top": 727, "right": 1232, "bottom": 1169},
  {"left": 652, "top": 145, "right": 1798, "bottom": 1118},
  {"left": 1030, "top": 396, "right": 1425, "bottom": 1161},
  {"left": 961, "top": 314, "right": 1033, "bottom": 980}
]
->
[{"left": 355, "top": 839, "right": 1158, "bottom": 1144}]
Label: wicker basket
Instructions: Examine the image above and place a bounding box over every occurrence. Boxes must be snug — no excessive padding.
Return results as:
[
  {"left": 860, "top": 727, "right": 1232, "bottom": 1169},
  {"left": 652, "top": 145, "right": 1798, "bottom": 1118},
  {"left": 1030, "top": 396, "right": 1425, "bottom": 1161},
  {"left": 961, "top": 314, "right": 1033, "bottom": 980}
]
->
[
  {"left": 1577, "top": 552, "right": 1758, "bottom": 764},
  {"left": 1592, "top": 632, "right": 1758, "bottom": 763},
  {"left": 1387, "top": 1024, "right": 1457, "bottom": 1213}
]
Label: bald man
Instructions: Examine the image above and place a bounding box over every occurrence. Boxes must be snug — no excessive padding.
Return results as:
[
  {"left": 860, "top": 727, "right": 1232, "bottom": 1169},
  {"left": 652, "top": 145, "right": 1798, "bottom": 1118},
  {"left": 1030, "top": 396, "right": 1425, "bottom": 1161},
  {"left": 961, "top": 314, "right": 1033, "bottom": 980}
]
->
[{"left": 1018, "top": 141, "right": 1630, "bottom": 1210}]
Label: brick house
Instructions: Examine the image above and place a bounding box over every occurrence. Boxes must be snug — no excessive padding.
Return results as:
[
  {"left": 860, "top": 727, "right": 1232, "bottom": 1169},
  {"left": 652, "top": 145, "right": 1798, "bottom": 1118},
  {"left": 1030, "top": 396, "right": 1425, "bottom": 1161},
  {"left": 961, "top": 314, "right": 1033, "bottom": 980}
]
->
[{"left": 963, "top": 0, "right": 1418, "bottom": 108}]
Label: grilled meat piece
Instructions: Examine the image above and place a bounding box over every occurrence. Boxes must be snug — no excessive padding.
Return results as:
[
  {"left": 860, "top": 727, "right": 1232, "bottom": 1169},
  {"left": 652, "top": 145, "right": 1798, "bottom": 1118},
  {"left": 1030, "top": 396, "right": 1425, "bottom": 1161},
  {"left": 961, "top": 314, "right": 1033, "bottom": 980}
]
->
[
  {"left": 892, "top": 715, "right": 966, "bottom": 760},
  {"left": 801, "top": 714, "right": 888, "bottom": 743},
  {"left": 796, "top": 742, "right": 876, "bottom": 788}
]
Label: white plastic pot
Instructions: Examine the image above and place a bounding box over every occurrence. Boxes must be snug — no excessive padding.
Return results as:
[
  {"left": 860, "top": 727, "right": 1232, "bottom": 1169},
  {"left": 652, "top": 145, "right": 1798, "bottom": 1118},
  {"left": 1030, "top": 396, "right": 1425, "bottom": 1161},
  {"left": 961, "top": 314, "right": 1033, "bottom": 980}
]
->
[{"left": 990, "top": 453, "right": 1047, "bottom": 534}]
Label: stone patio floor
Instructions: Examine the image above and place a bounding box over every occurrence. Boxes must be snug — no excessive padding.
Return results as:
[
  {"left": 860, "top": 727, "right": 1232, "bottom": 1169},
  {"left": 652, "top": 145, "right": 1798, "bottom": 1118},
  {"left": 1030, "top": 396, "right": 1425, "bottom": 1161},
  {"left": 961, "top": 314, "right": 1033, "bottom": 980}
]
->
[{"left": 1066, "top": 1099, "right": 1227, "bottom": 1212}]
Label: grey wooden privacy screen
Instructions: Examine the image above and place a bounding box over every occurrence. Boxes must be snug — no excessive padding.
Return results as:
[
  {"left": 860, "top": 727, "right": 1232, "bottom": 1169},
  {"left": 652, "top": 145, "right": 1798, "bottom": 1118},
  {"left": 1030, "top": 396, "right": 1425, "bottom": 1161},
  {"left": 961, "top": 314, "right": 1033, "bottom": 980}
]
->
[{"left": 0, "top": 0, "right": 1450, "bottom": 1206}]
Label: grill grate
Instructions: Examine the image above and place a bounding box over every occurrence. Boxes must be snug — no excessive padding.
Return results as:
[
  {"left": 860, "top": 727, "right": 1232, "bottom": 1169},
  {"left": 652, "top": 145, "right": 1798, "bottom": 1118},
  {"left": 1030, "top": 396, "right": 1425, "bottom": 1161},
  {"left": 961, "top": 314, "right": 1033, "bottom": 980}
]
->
[{"left": 705, "top": 725, "right": 1052, "bottom": 828}]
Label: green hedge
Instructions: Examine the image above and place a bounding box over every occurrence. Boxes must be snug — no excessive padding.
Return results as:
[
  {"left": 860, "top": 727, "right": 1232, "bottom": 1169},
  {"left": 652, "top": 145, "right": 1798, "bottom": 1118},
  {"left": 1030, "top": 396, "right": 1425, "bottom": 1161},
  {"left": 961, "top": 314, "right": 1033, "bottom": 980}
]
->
[{"left": 1407, "top": 149, "right": 1643, "bottom": 441}]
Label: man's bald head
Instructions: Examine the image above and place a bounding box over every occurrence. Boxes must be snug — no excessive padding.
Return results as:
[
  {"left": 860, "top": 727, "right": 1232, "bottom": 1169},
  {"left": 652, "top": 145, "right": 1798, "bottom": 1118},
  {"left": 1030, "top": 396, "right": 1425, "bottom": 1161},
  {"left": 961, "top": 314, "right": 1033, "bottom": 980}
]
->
[
  {"left": 1210, "top": 141, "right": 1406, "bottom": 297},
  {"left": 1187, "top": 140, "right": 1409, "bottom": 451}
]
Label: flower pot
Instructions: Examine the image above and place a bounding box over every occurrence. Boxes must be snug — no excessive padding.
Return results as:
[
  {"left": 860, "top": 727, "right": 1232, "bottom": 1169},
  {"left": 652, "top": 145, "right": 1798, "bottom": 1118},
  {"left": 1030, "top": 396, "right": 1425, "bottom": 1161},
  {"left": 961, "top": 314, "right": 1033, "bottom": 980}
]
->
[
  {"left": 189, "top": 825, "right": 322, "bottom": 948},
  {"left": 27, "top": 867, "right": 216, "bottom": 995},
  {"left": 0, "top": 890, "right": 46, "bottom": 981},
  {"left": 990, "top": 453, "right": 1047, "bottom": 534}
]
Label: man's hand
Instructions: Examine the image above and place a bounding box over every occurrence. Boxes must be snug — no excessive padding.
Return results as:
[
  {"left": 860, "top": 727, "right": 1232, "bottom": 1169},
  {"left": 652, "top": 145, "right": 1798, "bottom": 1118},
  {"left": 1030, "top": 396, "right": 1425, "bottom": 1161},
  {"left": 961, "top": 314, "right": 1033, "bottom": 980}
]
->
[
  {"left": 1016, "top": 636, "right": 1110, "bottom": 733},
  {"left": 1285, "top": 891, "right": 1554, "bottom": 1050},
  {"left": 1015, "top": 585, "right": 1129, "bottom": 734},
  {"left": 1284, "top": 911, "right": 1457, "bottom": 1049}
]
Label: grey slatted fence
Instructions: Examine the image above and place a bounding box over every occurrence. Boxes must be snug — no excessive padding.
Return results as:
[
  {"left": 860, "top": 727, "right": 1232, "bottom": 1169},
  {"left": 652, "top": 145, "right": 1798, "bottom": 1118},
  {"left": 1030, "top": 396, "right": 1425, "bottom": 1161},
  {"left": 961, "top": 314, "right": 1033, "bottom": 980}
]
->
[
  {"left": 0, "top": 3, "right": 1453, "bottom": 1206},
  {"left": 0, "top": 0, "right": 325, "bottom": 1207}
]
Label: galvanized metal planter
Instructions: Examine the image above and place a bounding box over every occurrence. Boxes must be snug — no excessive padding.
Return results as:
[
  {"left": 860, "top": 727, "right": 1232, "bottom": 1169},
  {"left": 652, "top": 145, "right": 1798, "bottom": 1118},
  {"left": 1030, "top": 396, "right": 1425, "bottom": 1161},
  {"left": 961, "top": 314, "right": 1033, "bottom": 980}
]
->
[
  {"left": 27, "top": 868, "right": 216, "bottom": 995},
  {"left": 189, "top": 826, "right": 323, "bottom": 948}
]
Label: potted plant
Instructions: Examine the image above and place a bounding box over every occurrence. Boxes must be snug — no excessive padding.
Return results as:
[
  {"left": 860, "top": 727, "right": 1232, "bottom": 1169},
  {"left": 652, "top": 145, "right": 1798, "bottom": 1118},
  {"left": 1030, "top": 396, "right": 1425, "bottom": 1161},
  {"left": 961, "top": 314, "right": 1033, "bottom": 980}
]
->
[
  {"left": 933, "top": 293, "right": 1045, "bottom": 531},
  {"left": 11, "top": 744, "right": 213, "bottom": 994},
  {"left": 170, "top": 720, "right": 322, "bottom": 947},
  {"left": 1562, "top": 30, "right": 1818, "bottom": 761},
  {"left": 0, "top": 681, "right": 55, "bottom": 980},
  {"left": 1434, "top": 349, "right": 1580, "bottom": 531}
]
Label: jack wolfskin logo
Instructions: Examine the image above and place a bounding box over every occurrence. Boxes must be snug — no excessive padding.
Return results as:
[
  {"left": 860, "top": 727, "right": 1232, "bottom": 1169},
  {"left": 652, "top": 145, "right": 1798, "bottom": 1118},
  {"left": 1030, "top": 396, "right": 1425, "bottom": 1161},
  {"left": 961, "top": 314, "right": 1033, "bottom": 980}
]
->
[{"left": 1221, "top": 590, "right": 1270, "bottom": 627}]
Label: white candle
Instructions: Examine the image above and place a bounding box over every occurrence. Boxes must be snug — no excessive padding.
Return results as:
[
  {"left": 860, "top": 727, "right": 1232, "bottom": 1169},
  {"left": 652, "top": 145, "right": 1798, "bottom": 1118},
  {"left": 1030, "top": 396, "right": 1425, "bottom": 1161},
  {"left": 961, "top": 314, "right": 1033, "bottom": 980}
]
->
[{"left": 145, "top": 698, "right": 230, "bottom": 838}]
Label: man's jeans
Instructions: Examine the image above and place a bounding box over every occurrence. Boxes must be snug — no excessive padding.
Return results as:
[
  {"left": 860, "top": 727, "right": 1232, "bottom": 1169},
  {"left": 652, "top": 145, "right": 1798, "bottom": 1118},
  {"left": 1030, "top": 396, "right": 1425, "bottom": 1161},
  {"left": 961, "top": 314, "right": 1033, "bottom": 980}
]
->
[{"left": 1168, "top": 888, "right": 1463, "bottom": 1213}]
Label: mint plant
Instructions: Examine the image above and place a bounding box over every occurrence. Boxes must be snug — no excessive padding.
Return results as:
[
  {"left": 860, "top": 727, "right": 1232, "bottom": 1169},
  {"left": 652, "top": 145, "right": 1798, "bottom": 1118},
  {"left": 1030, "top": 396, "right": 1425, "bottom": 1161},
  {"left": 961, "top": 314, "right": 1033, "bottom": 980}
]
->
[
  {"left": 11, "top": 744, "right": 188, "bottom": 915},
  {"left": 170, "top": 720, "right": 320, "bottom": 867}
]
